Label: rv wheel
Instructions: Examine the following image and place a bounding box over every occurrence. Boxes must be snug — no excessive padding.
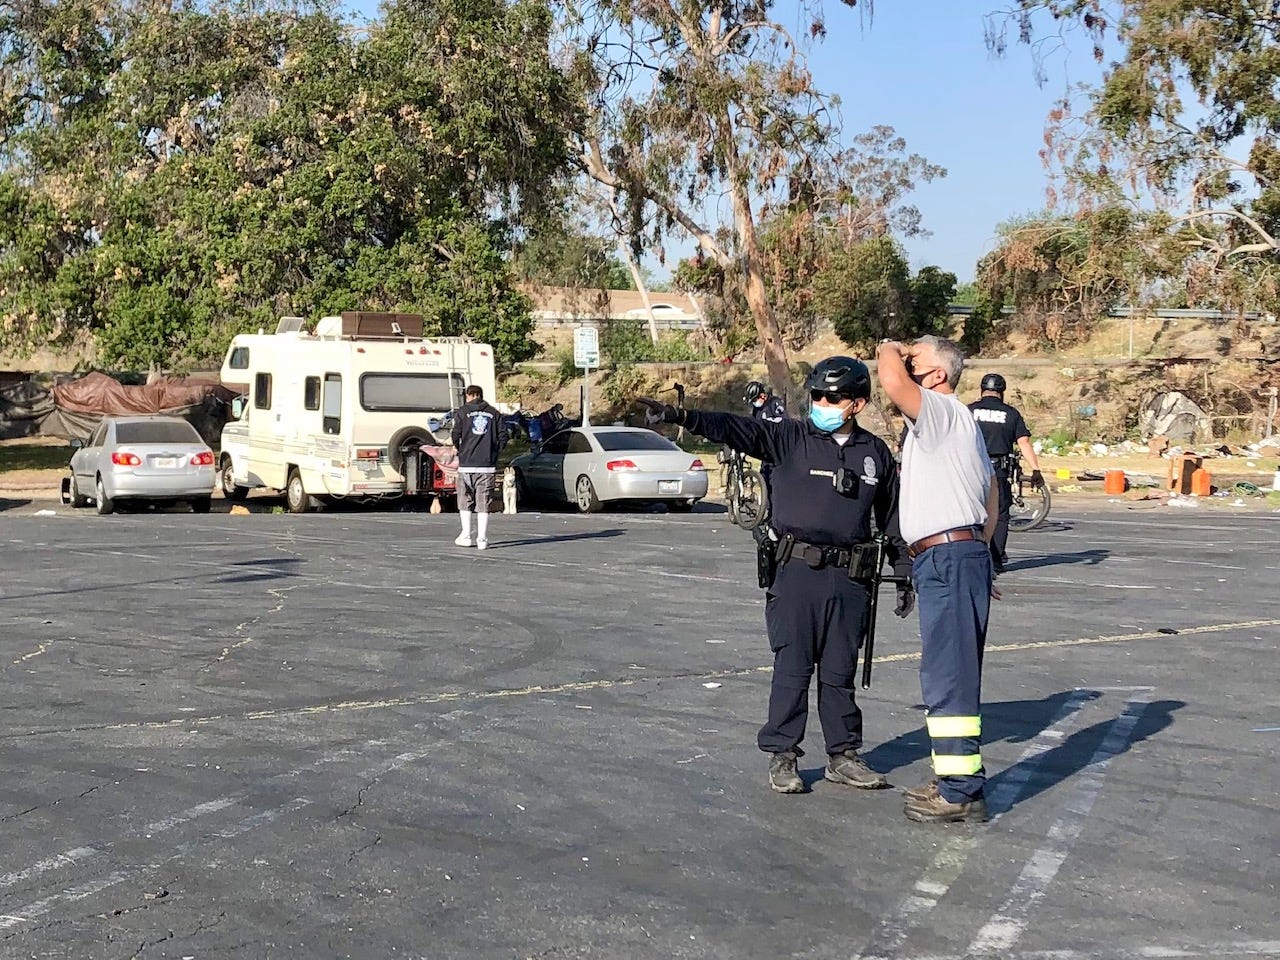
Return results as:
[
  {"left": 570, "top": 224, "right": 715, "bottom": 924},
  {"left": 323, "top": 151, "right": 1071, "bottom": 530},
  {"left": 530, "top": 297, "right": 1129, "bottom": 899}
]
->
[
  {"left": 220, "top": 455, "right": 249, "bottom": 501},
  {"left": 285, "top": 469, "right": 313, "bottom": 514}
]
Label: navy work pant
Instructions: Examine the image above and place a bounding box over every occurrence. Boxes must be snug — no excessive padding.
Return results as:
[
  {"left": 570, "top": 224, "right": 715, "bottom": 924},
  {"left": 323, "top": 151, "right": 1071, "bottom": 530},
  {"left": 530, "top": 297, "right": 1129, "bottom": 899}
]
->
[
  {"left": 759, "top": 559, "right": 870, "bottom": 757},
  {"left": 912, "top": 538, "right": 992, "bottom": 802}
]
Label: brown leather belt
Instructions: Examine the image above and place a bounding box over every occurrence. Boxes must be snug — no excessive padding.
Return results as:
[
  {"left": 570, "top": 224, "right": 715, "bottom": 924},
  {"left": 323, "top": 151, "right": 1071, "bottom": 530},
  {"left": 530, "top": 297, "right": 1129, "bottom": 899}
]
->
[{"left": 907, "top": 526, "right": 983, "bottom": 560}]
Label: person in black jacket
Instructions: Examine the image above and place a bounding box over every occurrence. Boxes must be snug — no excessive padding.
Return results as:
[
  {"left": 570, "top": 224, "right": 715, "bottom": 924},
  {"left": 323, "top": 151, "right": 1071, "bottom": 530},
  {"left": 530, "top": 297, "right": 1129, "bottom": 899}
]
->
[
  {"left": 744, "top": 380, "right": 787, "bottom": 424},
  {"left": 968, "top": 373, "right": 1044, "bottom": 574},
  {"left": 638, "top": 357, "right": 913, "bottom": 795},
  {"left": 450, "top": 385, "right": 509, "bottom": 550}
]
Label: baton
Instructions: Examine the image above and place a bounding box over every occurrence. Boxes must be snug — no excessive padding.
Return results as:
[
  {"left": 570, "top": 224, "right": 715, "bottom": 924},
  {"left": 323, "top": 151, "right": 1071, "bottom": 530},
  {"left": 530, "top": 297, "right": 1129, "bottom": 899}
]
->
[{"left": 861, "top": 536, "right": 910, "bottom": 689}]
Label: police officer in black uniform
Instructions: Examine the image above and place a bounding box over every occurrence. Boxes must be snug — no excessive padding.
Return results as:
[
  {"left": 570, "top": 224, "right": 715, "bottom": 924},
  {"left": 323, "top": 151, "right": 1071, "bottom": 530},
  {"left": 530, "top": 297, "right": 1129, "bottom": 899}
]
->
[
  {"left": 744, "top": 380, "right": 787, "bottom": 424},
  {"left": 638, "top": 358, "right": 913, "bottom": 795},
  {"left": 968, "top": 373, "right": 1044, "bottom": 574}
]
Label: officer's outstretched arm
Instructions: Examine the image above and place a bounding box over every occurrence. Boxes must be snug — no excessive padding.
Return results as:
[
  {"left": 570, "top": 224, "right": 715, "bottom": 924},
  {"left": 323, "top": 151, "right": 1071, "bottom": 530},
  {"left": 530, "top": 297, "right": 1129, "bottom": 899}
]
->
[{"left": 634, "top": 398, "right": 792, "bottom": 464}]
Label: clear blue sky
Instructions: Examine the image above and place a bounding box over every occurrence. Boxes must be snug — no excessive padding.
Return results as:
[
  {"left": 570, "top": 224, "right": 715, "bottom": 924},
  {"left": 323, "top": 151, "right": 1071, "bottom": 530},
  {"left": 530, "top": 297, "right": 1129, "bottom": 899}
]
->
[{"left": 343, "top": 1, "right": 1105, "bottom": 282}]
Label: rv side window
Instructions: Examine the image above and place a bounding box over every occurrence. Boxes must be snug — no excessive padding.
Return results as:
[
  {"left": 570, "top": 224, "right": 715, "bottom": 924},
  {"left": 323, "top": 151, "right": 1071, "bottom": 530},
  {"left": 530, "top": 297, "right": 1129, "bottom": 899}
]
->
[
  {"left": 228, "top": 346, "right": 250, "bottom": 369},
  {"left": 304, "top": 377, "right": 321, "bottom": 411},
  {"left": 359, "top": 373, "right": 463, "bottom": 412},
  {"left": 323, "top": 373, "right": 341, "bottom": 435},
  {"left": 254, "top": 373, "right": 272, "bottom": 410}
]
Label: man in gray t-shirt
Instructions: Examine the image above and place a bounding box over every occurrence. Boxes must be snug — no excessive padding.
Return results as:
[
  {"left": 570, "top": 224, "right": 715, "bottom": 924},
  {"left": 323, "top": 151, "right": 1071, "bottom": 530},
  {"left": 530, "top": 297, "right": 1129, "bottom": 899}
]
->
[{"left": 876, "top": 335, "right": 996, "bottom": 825}]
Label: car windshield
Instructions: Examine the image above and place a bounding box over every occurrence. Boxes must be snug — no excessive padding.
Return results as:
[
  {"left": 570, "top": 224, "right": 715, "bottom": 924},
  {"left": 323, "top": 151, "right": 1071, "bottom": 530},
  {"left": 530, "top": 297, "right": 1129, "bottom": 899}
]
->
[
  {"left": 115, "top": 421, "right": 203, "bottom": 444},
  {"left": 594, "top": 431, "right": 679, "bottom": 452}
]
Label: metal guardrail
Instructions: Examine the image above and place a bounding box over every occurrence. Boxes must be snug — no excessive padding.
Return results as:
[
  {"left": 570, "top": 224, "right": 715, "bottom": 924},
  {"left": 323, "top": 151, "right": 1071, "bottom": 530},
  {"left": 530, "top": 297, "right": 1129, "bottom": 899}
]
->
[{"left": 537, "top": 305, "right": 1274, "bottom": 327}]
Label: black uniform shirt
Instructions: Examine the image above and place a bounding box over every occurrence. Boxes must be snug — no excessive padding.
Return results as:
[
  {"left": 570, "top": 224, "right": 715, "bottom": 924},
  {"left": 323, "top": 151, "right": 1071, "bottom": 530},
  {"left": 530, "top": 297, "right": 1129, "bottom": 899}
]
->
[
  {"left": 685, "top": 410, "right": 910, "bottom": 577},
  {"left": 750, "top": 395, "right": 787, "bottom": 424},
  {"left": 968, "top": 396, "right": 1030, "bottom": 458}
]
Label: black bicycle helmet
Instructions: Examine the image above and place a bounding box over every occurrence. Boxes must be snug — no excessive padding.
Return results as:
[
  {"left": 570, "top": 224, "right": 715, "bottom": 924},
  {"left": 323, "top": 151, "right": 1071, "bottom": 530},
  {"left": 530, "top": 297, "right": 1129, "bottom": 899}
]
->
[
  {"left": 743, "top": 380, "right": 768, "bottom": 404},
  {"left": 803, "top": 356, "right": 871, "bottom": 400},
  {"left": 980, "top": 373, "right": 1007, "bottom": 394}
]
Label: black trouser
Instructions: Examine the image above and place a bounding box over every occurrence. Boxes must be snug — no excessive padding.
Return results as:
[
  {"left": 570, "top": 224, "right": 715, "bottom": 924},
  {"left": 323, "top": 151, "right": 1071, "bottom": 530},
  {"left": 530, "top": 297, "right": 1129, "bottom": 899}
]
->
[
  {"left": 990, "top": 466, "right": 1012, "bottom": 569},
  {"left": 759, "top": 558, "right": 870, "bottom": 757}
]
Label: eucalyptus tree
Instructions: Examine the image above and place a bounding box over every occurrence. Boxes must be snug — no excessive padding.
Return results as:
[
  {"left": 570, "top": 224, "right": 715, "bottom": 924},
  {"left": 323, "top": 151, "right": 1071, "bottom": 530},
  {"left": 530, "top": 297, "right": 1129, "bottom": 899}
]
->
[
  {"left": 988, "top": 1, "right": 1280, "bottom": 312},
  {"left": 569, "top": 0, "right": 876, "bottom": 394}
]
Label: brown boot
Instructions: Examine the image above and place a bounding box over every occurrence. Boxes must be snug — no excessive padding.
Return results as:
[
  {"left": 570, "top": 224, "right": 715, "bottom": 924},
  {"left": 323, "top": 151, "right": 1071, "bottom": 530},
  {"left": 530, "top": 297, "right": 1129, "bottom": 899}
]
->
[
  {"left": 767, "top": 752, "right": 805, "bottom": 794},
  {"left": 904, "top": 790, "right": 988, "bottom": 823},
  {"left": 824, "top": 750, "right": 888, "bottom": 789},
  {"left": 902, "top": 779, "right": 939, "bottom": 802}
]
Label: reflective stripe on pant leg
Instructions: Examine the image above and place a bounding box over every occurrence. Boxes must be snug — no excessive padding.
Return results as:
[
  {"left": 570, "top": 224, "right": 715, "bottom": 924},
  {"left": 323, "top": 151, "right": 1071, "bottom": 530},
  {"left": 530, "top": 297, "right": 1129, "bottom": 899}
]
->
[{"left": 927, "top": 715, "right": 982, "bottom": 778}]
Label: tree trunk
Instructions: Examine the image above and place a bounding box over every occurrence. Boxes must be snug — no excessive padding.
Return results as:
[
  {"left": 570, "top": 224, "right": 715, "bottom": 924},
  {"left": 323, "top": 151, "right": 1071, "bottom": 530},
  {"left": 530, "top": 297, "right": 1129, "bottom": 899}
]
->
[
  {"left": 622, "top": 246, "right": 661, "bottom": 344},
  {"left": 723, "top": 115, "right": 791, "bottom": 403}
]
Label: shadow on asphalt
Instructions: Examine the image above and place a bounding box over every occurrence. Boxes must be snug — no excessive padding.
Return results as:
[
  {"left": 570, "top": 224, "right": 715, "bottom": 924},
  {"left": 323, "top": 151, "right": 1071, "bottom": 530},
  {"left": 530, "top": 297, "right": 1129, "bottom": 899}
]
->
[
  {"left": 862, "top": 691, "right": 1185, "bottom": 813},
  {"left": 1004, "top": 548, "right": 1109, "bottom": 573},
  {"left": 0, "top": 497, "right": 32, "bottom": 512},
  {"left": 487, "top": 529, "right": 627, "bottom": 548}
]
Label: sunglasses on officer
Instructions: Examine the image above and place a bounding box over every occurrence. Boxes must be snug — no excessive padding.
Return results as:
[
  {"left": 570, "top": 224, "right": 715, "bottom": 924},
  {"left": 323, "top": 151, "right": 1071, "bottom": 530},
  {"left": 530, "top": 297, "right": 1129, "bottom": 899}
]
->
[{"left": 810, "top": 389, "right": 852, "bottom": 405}]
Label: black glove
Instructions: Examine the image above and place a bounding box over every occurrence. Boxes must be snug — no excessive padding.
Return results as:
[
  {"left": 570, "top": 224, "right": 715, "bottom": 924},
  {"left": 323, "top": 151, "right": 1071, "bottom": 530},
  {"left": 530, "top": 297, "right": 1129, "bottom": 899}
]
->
[
  {"left": 635, "top": 396, "right": 685, "bottom": 425},
  {"left": 894, "top": 583, "right": 915, "bottom": 618},
  {"left": 1029, "top": 469, "right": 1045, "bottom": 488}
]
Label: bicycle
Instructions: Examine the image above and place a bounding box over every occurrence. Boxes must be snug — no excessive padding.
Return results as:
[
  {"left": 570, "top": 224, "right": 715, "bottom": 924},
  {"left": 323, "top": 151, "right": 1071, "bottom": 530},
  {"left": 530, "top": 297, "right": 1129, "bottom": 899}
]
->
[
  {"left": 717, "top": 446, "right": 768, "bottom": 530},
  {"left": 1008, "top": 456, "right": 1051, "bottom": 532}
]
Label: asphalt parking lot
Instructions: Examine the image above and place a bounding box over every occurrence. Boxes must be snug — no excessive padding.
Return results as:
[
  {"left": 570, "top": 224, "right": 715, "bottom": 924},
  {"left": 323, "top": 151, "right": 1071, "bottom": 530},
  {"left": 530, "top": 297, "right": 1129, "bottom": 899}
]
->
[{"left": 1, "top": 500, "right": 1278, "bottom": 960}]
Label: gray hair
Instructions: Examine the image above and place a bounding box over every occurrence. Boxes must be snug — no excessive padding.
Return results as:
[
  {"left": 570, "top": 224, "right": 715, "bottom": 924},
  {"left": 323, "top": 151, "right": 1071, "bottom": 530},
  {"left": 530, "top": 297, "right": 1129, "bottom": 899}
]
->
[{"left": 914, "top": 335, "right": 965, "bottom": 389}]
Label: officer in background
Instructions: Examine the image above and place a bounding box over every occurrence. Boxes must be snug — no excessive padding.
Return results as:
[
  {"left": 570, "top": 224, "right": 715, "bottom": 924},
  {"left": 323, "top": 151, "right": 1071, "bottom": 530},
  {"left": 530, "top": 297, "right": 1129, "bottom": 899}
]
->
[
  {"left": 638, "top": 358, "right": 913, "bottom": 795},
  {"left": 968, "top": 373, "right": 1044, "bottom": 574},
  {"left": 744, "top": 380, "right": 787, "bottom": 423}
]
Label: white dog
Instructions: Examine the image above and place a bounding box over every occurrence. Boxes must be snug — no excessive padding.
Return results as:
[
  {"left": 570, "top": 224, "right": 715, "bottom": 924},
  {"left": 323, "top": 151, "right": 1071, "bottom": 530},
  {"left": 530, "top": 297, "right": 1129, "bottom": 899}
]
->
[{"left": 502, "top": 466, "right": 518, "bottom": 514}]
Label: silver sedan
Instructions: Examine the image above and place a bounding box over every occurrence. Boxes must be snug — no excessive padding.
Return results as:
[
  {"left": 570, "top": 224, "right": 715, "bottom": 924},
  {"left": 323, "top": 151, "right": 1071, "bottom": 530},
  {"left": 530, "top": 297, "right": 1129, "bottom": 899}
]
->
[
  {"left": 65, "top": 416, "right": 217, "bottom": 515},
  {"left": 510, "top": 425, "right": 708, "bottom": 512}
]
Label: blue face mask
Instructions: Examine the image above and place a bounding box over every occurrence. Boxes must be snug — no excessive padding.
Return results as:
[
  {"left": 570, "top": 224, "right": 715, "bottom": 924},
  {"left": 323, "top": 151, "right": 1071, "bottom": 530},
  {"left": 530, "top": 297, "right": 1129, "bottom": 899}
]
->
[{"left": 808, "top": 404, "right": 847, "bottom": 432}]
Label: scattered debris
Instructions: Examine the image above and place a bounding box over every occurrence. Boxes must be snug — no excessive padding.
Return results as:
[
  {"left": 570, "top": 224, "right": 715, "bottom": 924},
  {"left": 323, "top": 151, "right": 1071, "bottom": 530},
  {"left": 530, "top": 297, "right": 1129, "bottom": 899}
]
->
[
  {"left": 702, "top": 682, "right": 722, "bottom": 689},
  {"left": 229, "top": 504, "right": 250, "bottom": 515},
  {"left": 33, "top": 509, "right": 55, "bottom": 516},
  {"left": 1139, "top": 391, "right": 1211, "bottom": 443}
]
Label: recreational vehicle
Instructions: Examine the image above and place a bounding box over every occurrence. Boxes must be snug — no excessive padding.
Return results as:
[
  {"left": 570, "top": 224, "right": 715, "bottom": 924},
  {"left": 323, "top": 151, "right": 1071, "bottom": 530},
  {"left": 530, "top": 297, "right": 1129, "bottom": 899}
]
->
[{"left": 218, "top": 312, "right": 496, "bottom": 511}]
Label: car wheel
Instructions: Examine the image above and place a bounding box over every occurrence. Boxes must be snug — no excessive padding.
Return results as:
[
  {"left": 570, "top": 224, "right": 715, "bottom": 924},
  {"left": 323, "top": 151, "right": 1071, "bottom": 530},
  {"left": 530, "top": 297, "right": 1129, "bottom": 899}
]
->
[
  {"left": 220, "top": 456, "right": 249, "bottom": 501},
  {"left": 94, "top": 475, "right": 114, "bottom": 515},
  {"left": 69, "top": 475, "right": 90, "bottom": 508},
  {"left": 190, "top": 496, "right": 212, "bottom": 513},
  {"left": 285, "top": 469, "right": 311, "bottom": 513},
  {"left": 575, "top": 475, "right": 602, "bottom": 513},
  {"left": 667, "top": 498, "right": 696, "bottom": 512}
]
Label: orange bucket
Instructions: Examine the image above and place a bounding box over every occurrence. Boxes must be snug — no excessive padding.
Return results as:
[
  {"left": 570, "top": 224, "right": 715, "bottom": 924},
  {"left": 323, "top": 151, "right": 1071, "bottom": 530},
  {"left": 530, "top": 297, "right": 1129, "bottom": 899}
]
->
[
  {"left": 1190, "top": 468, "right": 1212, "bottom": 497},
  {"left": 1104, "top": 469, "right": 1127, "bottom": 494}
]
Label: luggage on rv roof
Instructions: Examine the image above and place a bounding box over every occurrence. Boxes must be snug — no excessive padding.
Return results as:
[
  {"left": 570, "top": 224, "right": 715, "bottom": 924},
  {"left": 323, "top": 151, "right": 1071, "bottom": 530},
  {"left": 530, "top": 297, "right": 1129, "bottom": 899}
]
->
[{"left": 338, "top": 311, "right": 425, "bottom": 339}]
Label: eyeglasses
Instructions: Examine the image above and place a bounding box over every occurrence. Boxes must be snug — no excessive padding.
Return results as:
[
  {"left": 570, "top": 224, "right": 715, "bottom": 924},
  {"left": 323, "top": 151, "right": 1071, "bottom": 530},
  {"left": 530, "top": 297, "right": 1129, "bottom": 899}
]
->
[{"left": 810, "top": 390, "right": 852, "bottom": 404}]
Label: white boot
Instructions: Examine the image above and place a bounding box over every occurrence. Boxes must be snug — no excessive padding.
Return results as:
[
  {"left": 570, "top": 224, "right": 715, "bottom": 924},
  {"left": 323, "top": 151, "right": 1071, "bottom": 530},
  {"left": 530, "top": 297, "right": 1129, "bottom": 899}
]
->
[
  {"left": 455, "top": 510, "right": 473, "bottom": 547},
  {"left": 476, "top": 511, "right": 489, "bottom": 550}
]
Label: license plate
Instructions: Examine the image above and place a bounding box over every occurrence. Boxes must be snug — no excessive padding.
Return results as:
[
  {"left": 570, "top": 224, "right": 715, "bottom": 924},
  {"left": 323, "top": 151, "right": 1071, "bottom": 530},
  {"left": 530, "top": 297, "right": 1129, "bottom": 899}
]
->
[
  {"left": 658, "top": 480, "right": 680, "bottom": 494},
  {"left": 153, "top": 457, "right": 177, "bottom": 469},
  {"left": 357, "top": 461, "right": 379, "bottom": 473}
]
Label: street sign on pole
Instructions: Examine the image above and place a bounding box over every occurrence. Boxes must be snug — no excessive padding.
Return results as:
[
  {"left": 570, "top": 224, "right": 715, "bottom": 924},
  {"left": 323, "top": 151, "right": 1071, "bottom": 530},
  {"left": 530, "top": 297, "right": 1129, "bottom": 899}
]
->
[
  {"left": 574, "top": 326, "right": 599, "bottom": 425},
  {"left": 573, "top": 326, "right": 599, "bottom": 368}
]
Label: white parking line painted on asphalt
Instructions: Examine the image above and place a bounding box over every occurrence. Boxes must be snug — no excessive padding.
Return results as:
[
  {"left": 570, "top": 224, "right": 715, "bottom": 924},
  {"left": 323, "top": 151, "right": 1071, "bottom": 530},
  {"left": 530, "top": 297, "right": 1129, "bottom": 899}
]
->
[
  {"left": 0, "top": 798, "right": 312, "bottom": 932},
  {"left": 854, "top": 690, "right": 1096, "bottom": 960},
  {"left": 964, "top": 694, "right": 1152, "bottom": 956},
  {"left": 859, "top": 942, "right": 1280, "bottom": 960}
]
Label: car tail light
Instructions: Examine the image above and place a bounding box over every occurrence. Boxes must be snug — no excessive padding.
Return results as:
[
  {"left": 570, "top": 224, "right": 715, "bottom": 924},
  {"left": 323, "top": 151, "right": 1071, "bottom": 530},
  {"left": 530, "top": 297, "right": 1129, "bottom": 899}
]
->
[
  {"left": 110, "top": 452, "right": 141, "bottom": 466},
  {"left": 190, "top": 451, "right": 214, "bottom": 466},
  {"left": 689, "top": 459, "right": 706, "bottom": 471},
  {"left": 606, "top": 459, "right": 639, "bottom": 472},
  {"left": 355, "top": 448, "right": 383, "bottom": 460}
]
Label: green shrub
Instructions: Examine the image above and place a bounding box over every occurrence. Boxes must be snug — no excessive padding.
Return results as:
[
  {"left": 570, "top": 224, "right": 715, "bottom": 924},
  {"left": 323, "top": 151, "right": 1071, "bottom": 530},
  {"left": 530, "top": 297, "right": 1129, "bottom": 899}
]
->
[
  {"left": 601, "top": 319, "right": 653, "bottom": 364},
  {"left": 652, "top": 331, "right": 703, "bottom": 362}
]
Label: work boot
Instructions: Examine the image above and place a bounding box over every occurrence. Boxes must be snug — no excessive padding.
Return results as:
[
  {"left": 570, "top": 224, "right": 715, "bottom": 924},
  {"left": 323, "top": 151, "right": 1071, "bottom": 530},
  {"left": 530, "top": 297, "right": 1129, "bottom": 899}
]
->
[
  {"left": 824, "top": 750, "right": 888, "bottom": 789},
  {"left": 902, "top": 779, "right": 939, "bottom": 802},
  {"left": 903, "top": 791, "right": 988, "bottom": 824},
  {"left": 767, "top": 753, "right": 805, "bottom": 794}
]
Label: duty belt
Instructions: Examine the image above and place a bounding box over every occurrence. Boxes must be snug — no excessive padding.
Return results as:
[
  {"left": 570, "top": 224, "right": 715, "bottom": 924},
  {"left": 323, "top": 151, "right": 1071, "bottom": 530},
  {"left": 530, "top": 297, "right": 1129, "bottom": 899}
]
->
[{"left": 779, "top": 539, "right": 859, "bottom": 569}]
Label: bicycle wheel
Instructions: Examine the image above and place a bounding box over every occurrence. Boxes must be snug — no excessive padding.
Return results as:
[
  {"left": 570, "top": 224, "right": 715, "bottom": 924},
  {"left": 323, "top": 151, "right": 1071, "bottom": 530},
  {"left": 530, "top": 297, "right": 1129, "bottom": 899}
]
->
[
  {"left": 1009, "top": 479, "right": 1051, "bottom": 532},
  {"left": 736, "top": 469, "right": 768, "bottom": 530}
]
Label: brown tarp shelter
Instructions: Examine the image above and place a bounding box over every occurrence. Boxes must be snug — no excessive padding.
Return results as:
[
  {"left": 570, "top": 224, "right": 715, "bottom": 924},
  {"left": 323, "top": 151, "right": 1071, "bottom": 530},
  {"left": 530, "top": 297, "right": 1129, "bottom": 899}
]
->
[{"left": 39, "top": 372, "right": 236, "bottom": 445}]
